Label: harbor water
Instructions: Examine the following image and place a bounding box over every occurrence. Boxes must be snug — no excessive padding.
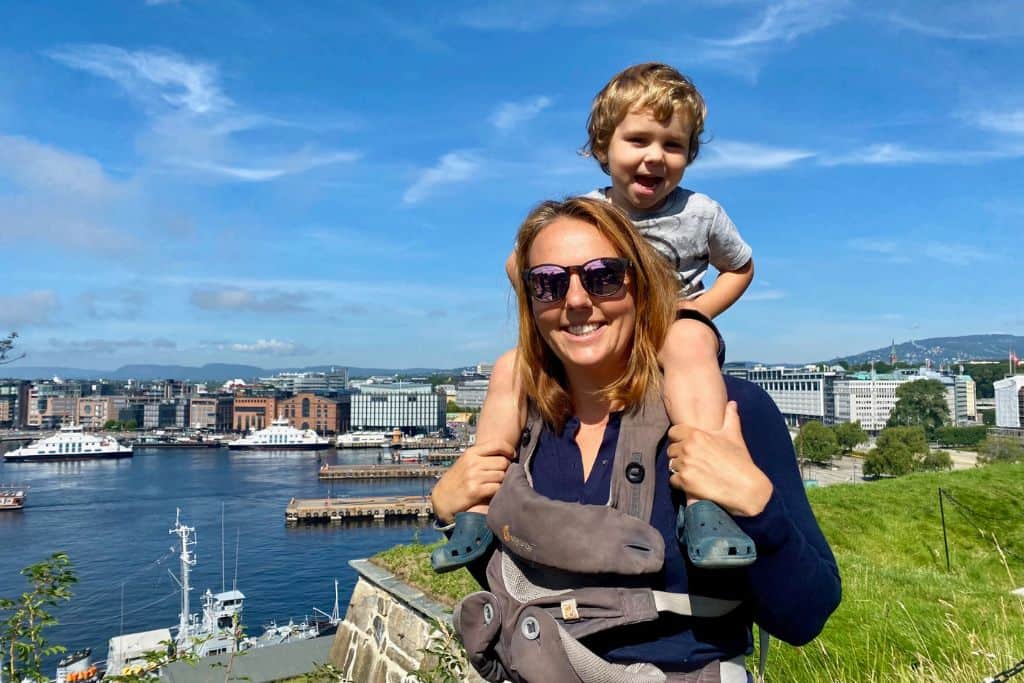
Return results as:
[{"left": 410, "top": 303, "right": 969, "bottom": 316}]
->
[{"left": 0, "top": 445, "right": 442, "bottom": 663}]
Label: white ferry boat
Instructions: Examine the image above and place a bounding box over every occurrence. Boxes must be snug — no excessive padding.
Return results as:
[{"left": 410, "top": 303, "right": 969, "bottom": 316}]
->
[
  {"left": 4, "top": 424, "right": 132, "bottom": 462},
  {"left": 227, "top": 417, "right": 329, "bottom": 451},
  {"left": 334, "top": 431, "right": 393, "bottom": 448}
]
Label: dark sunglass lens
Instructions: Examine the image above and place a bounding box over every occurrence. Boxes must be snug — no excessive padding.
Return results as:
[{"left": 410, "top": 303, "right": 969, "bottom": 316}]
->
[
  {"left": 582, "top": 259, "right": 626, "bottom": 296},
  {"left": 528, "top": 267, "right": 569, "bottom": 302}
]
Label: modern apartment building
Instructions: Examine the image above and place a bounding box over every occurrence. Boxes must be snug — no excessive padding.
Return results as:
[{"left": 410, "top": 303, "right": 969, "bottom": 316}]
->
[
  {"left": 0, "top": 380, "right": 30, "bottom": 428},
  {"left": 27, "top": 380, "right": 82, "bottom": 428},
  {"left": 188, "top": 397, "right": 218, "bottom": 430},
  {"left": 732, "top": 365, "right": 844, "bottom": 426},
  {"left": 350, "top": 383, "right": 445, "bottom": 434},
  {"left": 77, "top": 397, "right": 122, "bottom": 429},
  {"left": 994, "top": 376, "right": 1024, "bottom": 429},
  {"left": 455, "top": 379, "right": 490, "bottom": 410},
  {"left": 259, "top": 369, "right": 349, "bottom": 395}
]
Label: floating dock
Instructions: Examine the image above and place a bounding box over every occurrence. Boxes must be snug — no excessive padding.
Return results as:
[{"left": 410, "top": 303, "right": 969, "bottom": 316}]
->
[
  {"left": 285, "top": 496, "right": 433, "bottom": 524},
  {"left": 318, "top": 463, "right": 448, "bottom": 480}
]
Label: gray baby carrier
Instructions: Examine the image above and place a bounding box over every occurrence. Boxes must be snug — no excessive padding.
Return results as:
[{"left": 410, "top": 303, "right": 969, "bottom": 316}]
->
[{"left": 452, "top": 391, "right": 761, "bottom": 683}]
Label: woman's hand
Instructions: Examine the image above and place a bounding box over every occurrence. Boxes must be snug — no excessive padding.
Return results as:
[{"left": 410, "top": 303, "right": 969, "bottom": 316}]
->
[
  {"left": 667, "top": 401, "right": 773, "bottom": 517},
  {"left": 430, "top": 439, "right": 515, "bottom": 524}
]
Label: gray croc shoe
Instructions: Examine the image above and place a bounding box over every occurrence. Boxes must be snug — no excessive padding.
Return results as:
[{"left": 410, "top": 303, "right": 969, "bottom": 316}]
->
[
  {"left": 678, "top": 500, "right": 756, "bottom": 568},
  {"left": 431, "top": 511, "right": 494, "bottom": 574}
]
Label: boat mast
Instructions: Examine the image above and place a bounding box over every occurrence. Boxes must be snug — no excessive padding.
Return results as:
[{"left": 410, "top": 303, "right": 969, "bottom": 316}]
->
[{"left": 170, "top": 509, "right": 196, "bottom": 649}]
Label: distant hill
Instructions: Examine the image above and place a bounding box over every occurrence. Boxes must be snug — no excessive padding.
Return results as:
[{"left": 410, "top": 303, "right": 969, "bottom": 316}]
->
[
  {"left": 834, "top": 334, "right": 1024, "bottom": 366},
  {"left": 0, "top": 363, "right": 465, "bottom": 382}
]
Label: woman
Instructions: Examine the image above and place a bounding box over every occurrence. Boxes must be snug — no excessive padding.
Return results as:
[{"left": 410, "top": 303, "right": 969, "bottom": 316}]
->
[{"left": 431, "top": 197, "right": 840, "bottom": 682}]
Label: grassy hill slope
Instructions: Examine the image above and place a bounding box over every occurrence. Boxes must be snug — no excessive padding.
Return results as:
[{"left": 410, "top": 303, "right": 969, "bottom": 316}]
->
[{"left": 375, "top": 463, "right": 1024, "bottom": 682}]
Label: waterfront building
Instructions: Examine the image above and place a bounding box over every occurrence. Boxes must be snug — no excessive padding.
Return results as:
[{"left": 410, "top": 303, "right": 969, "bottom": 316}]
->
[
  {"left": 232, "top": 396, "right": 278, "bottom": 432},
  {"left": 143, "top": 400, "right": 187, "bottom": 430},
  {"left": 350, "top": 384, "right": 445, "bottom": 434},
  {"left": 455, "top": 379, "right": 490, "bottom": 410},
  {"left": 278, "top": 393, "right": 342, "bottom": 434},
  {"left": 476, "top": 362, "right": 495, "bottom": 377},
  {"left": 259, "top": 369, "right": 348, "bottom": 395},
  {"left": 994, "top": 376, "right": 1024, "bottom": 429},
  {"left": 0, "top": 380, "right": 30, "bottom": 428},
  {"left": 188, "top": 397, "right": 218, "bottom": 430},
  {"left": 77, "top": 397, "right": 123, "bottom": 430},
  {"left": 215, "top": 396, "right": 234, "bottom": 433},
  {"left": 118, "top": 404, "right": 145, "bottom": 427},
  {"left": 27, "top": 380, "right": 82, "bottom": 428},
  {"left": 732, "top": 365, "right": 844, "bottom": 427}
]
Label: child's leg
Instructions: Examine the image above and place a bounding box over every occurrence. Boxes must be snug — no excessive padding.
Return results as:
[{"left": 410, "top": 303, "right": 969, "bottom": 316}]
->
[
  {"left": 431, "top": 349, "right": 524, "bottom": 573},
  {"left": 662, "top": 315, "right": 756, "bottom": 568},
  {"left": 467, "top": 349, "right": 525, "bottom": 514},
  {"left": 661, "top": 317, "right": 727, "bottom": 467}
]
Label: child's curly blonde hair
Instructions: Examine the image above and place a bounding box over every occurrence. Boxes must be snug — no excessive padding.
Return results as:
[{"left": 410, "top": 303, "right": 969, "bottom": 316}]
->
[{"left": 583, "top": 62, "right": 707, "bottom": 174}]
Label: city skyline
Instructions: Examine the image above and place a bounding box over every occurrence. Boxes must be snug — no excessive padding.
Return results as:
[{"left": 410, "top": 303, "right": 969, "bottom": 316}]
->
[{"left": 1, "top": 1, "right": 1022, "bottom": 370}]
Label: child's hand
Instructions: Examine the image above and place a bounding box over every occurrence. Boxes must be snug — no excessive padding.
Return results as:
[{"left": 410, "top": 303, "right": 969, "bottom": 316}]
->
[
  {"left": 430, "top": 439, "right": 514, "bottom": 523},
  {"left": 666, "top": 401, "right": 772, "bottom": 517}
]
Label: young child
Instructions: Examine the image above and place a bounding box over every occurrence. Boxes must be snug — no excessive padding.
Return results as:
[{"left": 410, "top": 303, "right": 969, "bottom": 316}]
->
[{"left": 432, "top": 62, "right": 755, "bottom": 573}]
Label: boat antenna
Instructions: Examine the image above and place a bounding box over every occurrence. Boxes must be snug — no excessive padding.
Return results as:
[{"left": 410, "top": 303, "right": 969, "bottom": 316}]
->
[
  {"left": 221, "top": 502, "right": 226, "bottom": 593},
  {"left": 331, "top": 579, "right": 340, "bottom": 625},
  {"left": 170, "top": 508, "right": 197, "bottom": 649},
  {"left": 232, "top": 527, "right": 240, "bottom": 591}
]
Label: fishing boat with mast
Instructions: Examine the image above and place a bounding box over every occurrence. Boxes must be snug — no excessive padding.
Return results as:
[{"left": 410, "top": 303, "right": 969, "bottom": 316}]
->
[{"left": 104, "top": 510, "right": 340, "bottom": 676}]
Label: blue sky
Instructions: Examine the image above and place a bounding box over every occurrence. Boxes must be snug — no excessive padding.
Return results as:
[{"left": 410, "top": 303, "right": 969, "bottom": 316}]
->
[{"left": 1, "top": 0, "right": 1022, "bottom": 370}]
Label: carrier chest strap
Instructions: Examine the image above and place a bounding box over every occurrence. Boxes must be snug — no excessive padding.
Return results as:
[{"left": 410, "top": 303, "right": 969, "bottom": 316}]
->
[{"left": 609, "top": 390, "right": 670, "bottom": 522}]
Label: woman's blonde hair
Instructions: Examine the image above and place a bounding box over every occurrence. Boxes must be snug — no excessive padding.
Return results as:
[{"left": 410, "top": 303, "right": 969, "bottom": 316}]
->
[
  {"left": 511, "top": 197, "right": 677, "bottom": 430},
  {"left": 583, "top": 62, "right": 707, "bottom": 172}
]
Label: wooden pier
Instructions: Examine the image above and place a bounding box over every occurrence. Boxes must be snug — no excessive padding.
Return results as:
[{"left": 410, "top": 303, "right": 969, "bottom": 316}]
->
[
  {"left": 318, "top": 463, "right": 448, "bottom": 480},
  {"left": 285, "top": 496, "right": 433, "bottom": 524}
]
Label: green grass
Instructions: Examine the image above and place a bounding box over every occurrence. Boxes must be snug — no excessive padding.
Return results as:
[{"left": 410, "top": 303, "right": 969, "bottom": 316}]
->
[{"left": 374, "top": 463, "right": 1024, "bottom": 682}]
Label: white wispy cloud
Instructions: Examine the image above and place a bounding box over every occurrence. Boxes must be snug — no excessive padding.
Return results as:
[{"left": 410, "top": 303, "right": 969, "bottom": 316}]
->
[
  {"left": 923, "top": 241, "right": 994, "bottom": 266},
  {"left": 491, "top": 96, "right": 552, "bottom": 132},
  {"left": 46, "top": 338, "right": 149, "bottom": 354},
  {"left": 457, "top": 0, "right": 660, "bottom": 31},
  {"left": 47, "top": 43, "right": 359, "bottom": 183},
  {"left": 821, "top": 141, "right": 1024, "bottom": 166},
  {"left": 0, "top": 135, "right": 123, "bottom": 200},
  {"left": 708, "top": 0, "right": 848, "bottom": 47},
  {"left": 184, "top": 151, "right": 361, "bottom": 182},
  {"left": 696, "top": 140, "right": 815, "bottom": 173},
  {"left": 79, "top": 290, "right": 146, "bottom": 320},
  {"left": 0, "top": 291, "right": 59, "bottom": 327},
  {"left": 47, "top": 44, "right": 228, "bottom": 114},
  {"left": 744, "top": 288, "right": 787, "bottom": 301},
  {"left": 229, "top": 339, "right": 305, "bottom": 355},
  {"left": 883, "top": 2, "right": 1024, "bottom": 41},
  {"left": 190, "top": 288, "right": 313, "bottom": 313},
  {"left": 403, "top": 151, "right": 481, "bottom": 204},
  {"left": 969, "top": 109, "right": 1024, "bottom": 135},
  {"left": 847, "top": 238, "right": 900, "bottom": 255},
  {"left": 820, "top": 143, "right": 933, "bottom": 166}
]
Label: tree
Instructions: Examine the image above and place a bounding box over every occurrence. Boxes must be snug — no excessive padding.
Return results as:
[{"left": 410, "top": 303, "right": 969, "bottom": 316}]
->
[
  {"left": 0, "top": 332, "right": 25, "bottom": 365},
  {"left": 887, "top": 379, "right": 950, "bottom": 439},
  {"left": 917, "top": 450, "right": 953, "bottom": 471},
  {"left": 934, "top": 425, "right": 988, "bottom": 448},
  {"left": 978, "top": 435, "right": 1024, "bottom": 464},
  {"left": 864, "top": 426, "right": 930, "bottom": 477},
  {"left": 123, "top": 419, "right": 138, "bottom": 431},
  {"left": 832, "top": 421, "right": 868, "bottom": 453},
  {"left": 794, "top": 421, "right": 838, "bottom": 465},
  {"left": 1, "top": 553, "right": 77, "bottom": 683}
]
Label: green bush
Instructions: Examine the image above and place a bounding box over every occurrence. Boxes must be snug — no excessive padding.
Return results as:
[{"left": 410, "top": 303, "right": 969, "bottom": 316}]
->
[{"left": 934, "top": 425, "right": 987, "bottom": 448}]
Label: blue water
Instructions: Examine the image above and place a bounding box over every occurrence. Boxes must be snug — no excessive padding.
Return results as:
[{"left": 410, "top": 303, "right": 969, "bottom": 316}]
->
[{"left": 0, "top": 446, "right": 441, "bottom": 663}]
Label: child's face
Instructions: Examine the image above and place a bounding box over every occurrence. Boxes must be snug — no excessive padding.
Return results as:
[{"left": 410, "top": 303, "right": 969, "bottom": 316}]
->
[{"left": 602, "top": 107, "right": 691, "bottom": 214}]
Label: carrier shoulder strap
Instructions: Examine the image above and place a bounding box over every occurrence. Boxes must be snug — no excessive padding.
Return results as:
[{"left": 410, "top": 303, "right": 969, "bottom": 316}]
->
[
  {"left": 608, "top": 388, "right": 669, "bottom": 522},
  {"left": 517, "top": 403, "right": 545, "bottom": 485}
]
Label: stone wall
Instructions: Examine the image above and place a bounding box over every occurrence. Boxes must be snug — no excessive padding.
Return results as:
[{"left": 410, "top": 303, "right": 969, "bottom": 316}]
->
[{"left": 330, "top": 559, "right": 486, "bottom": 683}]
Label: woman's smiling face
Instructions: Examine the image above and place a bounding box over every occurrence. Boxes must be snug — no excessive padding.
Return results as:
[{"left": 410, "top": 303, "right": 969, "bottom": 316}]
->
[{"left": 527, "top": 216, "right": 636, "bottom": 385}]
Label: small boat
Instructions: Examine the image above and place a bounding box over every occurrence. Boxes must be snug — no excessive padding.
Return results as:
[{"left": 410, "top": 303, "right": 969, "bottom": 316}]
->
[
  {"left": 4, "top": 424, "right": 132, "bottom": 462},
  {"left": 335, "top": 431, "right": 392, "bottom": 448},
  {"left": 55, "top": 648, "right": 101, "bottom": 683},
  {"left": 227, "top": 418, "right": 329, "bottom": 451},
  {"left": 0, "top": 484, "right": 27, "bottom": 510}
]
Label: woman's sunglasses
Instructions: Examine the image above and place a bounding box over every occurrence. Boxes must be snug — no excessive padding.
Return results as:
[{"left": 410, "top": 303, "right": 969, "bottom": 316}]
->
[{"left": 522, "top": 257, "right": 631, "bottom": 303}]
